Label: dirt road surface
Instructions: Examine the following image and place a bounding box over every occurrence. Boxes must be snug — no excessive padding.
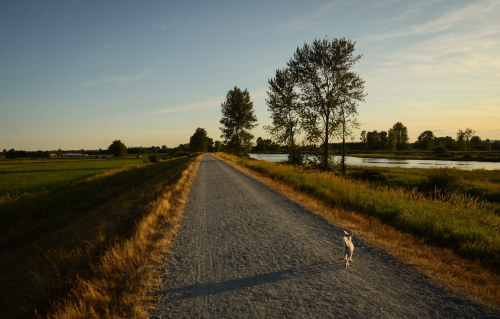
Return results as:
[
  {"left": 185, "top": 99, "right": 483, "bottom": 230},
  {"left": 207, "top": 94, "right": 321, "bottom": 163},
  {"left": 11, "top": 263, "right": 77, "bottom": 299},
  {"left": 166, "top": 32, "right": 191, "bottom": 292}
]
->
[{"left": 150, "top": 154, "right": 498, "bottom": 318}]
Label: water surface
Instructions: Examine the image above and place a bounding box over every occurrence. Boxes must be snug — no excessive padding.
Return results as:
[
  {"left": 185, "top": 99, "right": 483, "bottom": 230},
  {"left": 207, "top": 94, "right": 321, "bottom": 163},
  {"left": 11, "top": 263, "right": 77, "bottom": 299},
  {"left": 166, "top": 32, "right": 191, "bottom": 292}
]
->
[{"left": 249, "top": 154, "right": 500, "bottom": 170}]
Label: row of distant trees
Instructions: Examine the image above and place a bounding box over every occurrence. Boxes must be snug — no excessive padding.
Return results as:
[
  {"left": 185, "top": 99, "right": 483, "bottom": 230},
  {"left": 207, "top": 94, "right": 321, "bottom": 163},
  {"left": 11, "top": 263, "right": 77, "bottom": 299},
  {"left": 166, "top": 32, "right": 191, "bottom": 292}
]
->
[
  {"left": 1, "top": 142, "right": 199, "bottom": 159},
  {"left": 1, "top": 130, "right": 225, "bottom": 159},
  {"left": 107, "top": 137, "right": 223, "bottom": 157},
  {"left": 360, "top": 125, "right": 495, "bottom": 152}
]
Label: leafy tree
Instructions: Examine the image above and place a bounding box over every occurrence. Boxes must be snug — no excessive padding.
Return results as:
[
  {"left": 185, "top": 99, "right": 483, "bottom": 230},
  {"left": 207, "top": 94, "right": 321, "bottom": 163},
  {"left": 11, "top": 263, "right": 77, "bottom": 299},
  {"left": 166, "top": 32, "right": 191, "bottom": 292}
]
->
[
  {"left": 265, "top": 68, "right": 302, "bottom": 164},
  {"left": 366, "top": 130, "right": 381, "bottom": 150},
  {"left": 253, "top": 137, "right": 281, "bottom": 153},
  {"left": 189, "top": 127, "right": 210, "bottom": 152},
  {"left": 220, "top": 86, "right": 258, "bottom": 156},
  {"left": 457, "top": 128, "right": 475, "bottom": 151},
  {"left": 435, "top": 136, "right": 454, "bottom": 152},
  {"left": 108, "top": 140, "right": 127, "bottom": 157},
  {"left": 483, "top": 139, "right": 492, "bottom": 151},
  {"left": 207, "top": 138, "right": 214, "bottom": 152},
  {"left": 379, "top": 131, "right": 389, "bottom": 150},
  {"left": 456, "top": 130, "right": 465, "bottom": 150},
  {"left": 288, "top": 38, "right": 365, "bottom": 170},
  {"left": 387, "top": 128, "right": 397, "bottom": 151},
  {"left": 391, "top": 122, "right": 409, "bottom": 151},
  {"left": 335, "top": 66, "right": 365, "bottom": 174},
  {"left": 469, "top": 136, "right": 482, "bottom": 150},
  {"left": 415, "top": 130, "right": 435, "bottom": 151},
  {"left": 360, "top": 131, "right": 367, "bottom": 146}
]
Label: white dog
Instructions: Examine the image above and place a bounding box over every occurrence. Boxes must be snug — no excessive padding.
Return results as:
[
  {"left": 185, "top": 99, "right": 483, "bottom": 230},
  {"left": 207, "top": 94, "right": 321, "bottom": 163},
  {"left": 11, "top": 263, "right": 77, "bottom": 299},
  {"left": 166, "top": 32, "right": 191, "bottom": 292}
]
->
[{"left": 343, "top": 230, "right": 354, "bottom": 268}]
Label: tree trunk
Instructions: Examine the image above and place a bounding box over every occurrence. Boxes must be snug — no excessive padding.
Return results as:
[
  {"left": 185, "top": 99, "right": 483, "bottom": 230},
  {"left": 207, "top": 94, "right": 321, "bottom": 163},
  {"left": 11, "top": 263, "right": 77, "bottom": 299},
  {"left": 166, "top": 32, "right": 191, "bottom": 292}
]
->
[
  {"left": 324, "top": 114, "right": 329, "bottom": 171},
  {"left": 342, "top": 126, "right": 346, "bottom": 175},
  {"left": 341, "top": 111, "right": 346, "bottom": 175}
]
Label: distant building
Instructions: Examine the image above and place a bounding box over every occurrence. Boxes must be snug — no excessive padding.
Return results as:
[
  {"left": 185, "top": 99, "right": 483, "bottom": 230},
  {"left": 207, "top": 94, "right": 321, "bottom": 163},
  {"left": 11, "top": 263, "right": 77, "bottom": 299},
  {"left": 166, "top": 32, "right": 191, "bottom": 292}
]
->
[
  {"left": 64, "top": 152, "right": 86, "bottom": 156},
  {"left": 50, "top": 152, "right": 86, "bottom": 157}
]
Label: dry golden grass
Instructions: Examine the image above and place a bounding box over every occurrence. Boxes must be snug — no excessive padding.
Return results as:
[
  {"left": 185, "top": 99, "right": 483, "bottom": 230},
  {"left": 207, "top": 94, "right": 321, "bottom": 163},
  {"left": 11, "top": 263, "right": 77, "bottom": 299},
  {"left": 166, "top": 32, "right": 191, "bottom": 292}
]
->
[
  {"left": 48, "top": 156, "right": 201, "bottom": 319},
  {"left": 217, "top": 154, "right": 500, "bottom": 310}
]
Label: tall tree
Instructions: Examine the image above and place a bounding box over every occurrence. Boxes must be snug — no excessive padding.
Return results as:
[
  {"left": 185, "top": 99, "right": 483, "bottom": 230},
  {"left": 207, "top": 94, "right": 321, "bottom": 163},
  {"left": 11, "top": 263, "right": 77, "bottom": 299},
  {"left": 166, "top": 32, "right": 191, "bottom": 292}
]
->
[
  {"left": 220, "top": 87, "right": 258, "bottom": 156},
  {"left": 457, "top": 128, "right": 475, "bottom": 151},
  {"left": 288, "top": 38, "right": 365, "bottom": 170},
  {"left": 391, "top": 122, "right": 409, "bottom": 151},
  {"left": 336, "top": 64, "right": 365, "bottom": 174},
  {"left": 265, "top": 68, "right": 302, "bottom": 164},
  {"left": 108, "top": 140, "right": 127, "bottom": 157},
  {"left": 387, "top": 128, "right": 397, "bottom": 151},
  {"left": 360, "top": 130, "right": 367, "bottom": 144},
  {"left": 379, "top": 131, "right": 389, "bottom": 150},
  {"left": 366, "top": 130, "right": 381, "bottom": 150},
  {"left": 189, "top": 127, "right": 210, "bottom": 152},
  {"left": 415, "top": 130, "right": 435, "bottom": 151}
]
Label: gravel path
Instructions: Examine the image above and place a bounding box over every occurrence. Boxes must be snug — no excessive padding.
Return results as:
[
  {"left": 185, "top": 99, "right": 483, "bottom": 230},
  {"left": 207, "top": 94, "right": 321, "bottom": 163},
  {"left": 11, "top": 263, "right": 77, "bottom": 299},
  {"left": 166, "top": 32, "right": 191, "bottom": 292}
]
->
[{"left": 150, "top": 154, "right": 498, "bottom": 318}]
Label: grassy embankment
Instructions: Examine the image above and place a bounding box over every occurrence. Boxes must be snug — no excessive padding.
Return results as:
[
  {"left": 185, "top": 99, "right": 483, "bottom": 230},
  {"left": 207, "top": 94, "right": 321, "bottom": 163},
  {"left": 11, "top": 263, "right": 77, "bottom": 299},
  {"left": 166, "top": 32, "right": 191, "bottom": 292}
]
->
[
  {"left": 346, "top": 166, "right": 500, "bottom": 214},
  {"left": 218, "top": 153, "right": 500, "bottom": 306},
  {"left": 0, "top": 155, "right": 200, "bottom": 318}
]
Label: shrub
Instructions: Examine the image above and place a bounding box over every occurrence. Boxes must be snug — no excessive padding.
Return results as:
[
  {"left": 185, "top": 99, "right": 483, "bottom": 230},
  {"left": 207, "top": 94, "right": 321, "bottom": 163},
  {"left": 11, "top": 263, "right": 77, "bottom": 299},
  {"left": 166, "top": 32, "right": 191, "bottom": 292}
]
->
[
  {"left": 426, "top": 168, "right": 461, "bottom": 194},
  {"left": 434, "top": 145, "right": 447, "bottom": 154},
  {"left": 148, "top": 155, "right": 160, "bottom": 163},
  {"left": 288, "top": 150, "right": 304, "bottom": 165}
]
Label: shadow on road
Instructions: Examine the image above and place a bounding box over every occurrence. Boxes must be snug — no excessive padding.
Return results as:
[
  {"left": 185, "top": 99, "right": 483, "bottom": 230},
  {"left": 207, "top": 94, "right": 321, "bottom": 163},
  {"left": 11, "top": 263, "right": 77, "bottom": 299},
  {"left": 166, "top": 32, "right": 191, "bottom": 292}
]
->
[{"left": 163, "top": 260, "right": 344, "bottom": 301}]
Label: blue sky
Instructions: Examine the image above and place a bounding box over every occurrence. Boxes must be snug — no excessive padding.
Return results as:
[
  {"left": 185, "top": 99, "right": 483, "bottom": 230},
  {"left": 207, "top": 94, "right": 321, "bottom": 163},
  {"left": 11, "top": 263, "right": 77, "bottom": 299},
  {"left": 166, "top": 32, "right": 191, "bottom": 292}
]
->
[{"left": 1, "top": 0, "right": 499, "bottom": 150}]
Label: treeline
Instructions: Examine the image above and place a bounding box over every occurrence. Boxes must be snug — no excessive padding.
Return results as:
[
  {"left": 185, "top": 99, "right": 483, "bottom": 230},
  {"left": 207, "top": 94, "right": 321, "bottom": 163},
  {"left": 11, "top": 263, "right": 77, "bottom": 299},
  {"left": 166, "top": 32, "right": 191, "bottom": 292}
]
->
[
  {"left": 1, "top": 128, "right": 225, "bottom": 159},
  {"left": 359, "top": 124, "right": 497, "bottom": 152},
  {"left": 1, "top": 144, "right": 193, "bottom": 159},
  {"left": 251, "top": 123, "right": 500, "bottom": 154},
  {"left": 1, "top": 149, "right": 52, "bottom": 158}
]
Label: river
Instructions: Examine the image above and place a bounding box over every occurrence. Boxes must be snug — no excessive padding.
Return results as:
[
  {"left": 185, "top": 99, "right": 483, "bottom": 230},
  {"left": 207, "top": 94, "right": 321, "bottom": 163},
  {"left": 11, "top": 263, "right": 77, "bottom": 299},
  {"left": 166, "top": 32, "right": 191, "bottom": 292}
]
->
[{"left": 248, "top": 153, "right": 500, "bottom": 170}]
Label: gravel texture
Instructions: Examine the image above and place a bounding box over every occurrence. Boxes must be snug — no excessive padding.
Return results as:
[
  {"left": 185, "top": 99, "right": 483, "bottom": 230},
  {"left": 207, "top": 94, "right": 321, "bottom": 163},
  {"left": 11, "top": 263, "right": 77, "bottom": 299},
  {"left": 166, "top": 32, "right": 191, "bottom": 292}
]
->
[{"left": 150, "top": 154, "right": 499, "bottom": 318}]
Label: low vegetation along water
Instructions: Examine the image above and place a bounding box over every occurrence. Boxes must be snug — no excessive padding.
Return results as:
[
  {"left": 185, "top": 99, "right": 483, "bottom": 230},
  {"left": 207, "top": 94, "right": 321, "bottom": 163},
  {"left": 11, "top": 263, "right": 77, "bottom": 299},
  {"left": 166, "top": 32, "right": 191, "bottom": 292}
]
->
[{"left": 249, "top": 153, "right": 500, "bottom": 170}]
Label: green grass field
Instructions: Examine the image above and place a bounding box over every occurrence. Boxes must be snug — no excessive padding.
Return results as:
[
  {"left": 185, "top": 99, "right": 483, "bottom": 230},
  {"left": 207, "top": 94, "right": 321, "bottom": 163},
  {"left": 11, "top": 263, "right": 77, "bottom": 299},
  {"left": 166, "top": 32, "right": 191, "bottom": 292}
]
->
[
  {"left": 220, "top": 153, "right": 500, "bottom": 271},
  {"left": 0, "top": 157, "right": 143, "bottom": 199}
]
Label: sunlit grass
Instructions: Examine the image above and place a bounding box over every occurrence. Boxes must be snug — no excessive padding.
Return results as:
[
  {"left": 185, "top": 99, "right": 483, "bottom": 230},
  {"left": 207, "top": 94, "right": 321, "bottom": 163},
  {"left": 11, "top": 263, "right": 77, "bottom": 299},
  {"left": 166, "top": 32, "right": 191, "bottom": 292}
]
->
[
  {"left": 219, "top": 153, "right": 500, "bottom": 268},
  {"left": 346, "top": 166, "right": 500, "bottom": 214}
]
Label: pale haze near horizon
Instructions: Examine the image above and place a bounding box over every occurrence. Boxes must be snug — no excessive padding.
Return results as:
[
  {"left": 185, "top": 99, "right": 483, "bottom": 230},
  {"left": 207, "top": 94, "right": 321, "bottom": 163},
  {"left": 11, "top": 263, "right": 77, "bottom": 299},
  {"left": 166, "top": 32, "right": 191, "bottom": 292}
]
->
[{"left": 1, "top": 0, "right": 499, "bottom": 151}]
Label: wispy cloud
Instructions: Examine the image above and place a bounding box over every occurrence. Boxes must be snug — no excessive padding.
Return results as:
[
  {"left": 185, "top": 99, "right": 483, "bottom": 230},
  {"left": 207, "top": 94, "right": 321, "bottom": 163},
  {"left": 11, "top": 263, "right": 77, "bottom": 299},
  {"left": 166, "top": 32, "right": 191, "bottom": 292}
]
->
[
  {"left": 368, "top": 0, "right": 500, "bottom": 78},
  {"left": 151, "top": 98, "right": 222, "bottom": 115},
  {"left": 370, "top": 0, "right": 499, "bottom": 41},
  {"left": 286, "top": 1, "right": 339, "bottom": 33},
  {"left": 119, "top": 97, "right": 222, "bottom": 120},
  {"left": 82, "top": 71, "right": 153, "bottom": 88}
]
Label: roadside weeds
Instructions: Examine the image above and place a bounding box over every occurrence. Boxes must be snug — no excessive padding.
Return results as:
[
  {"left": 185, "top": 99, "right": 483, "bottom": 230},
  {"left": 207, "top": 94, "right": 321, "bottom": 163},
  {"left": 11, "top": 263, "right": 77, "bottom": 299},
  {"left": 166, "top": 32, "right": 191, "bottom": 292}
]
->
[{"left": 48, "top": 155, "right": 201, "bottom": 319}]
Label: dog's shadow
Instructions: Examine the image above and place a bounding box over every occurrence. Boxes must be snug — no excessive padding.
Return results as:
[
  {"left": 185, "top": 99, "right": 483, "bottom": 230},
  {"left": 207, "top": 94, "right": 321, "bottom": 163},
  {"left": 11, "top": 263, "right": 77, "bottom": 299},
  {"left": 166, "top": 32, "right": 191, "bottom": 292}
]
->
[{"left": 162, "top": 259, "right": 347, "bottom": 301}]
